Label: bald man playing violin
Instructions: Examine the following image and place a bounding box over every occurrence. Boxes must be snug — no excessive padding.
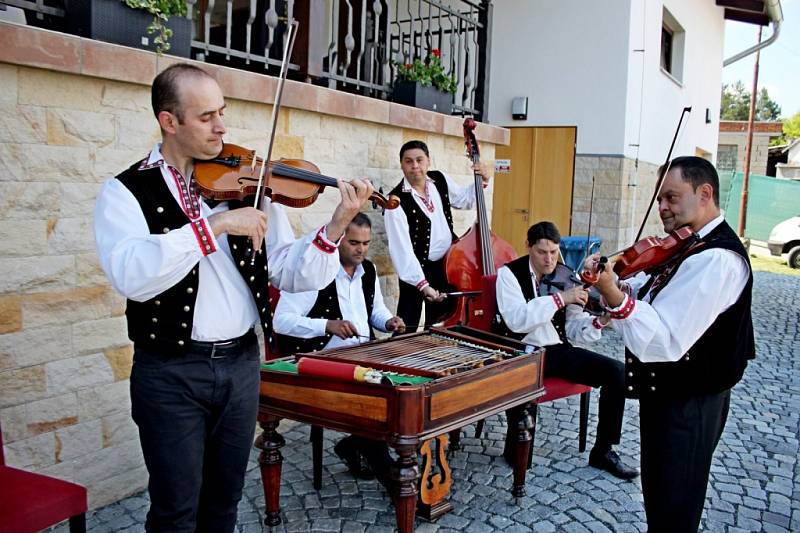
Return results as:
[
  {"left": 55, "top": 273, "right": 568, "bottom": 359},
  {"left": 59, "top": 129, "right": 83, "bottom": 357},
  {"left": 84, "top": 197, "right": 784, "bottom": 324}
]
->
[
  {"left": 585, "top": 156, "right": 754, "bottom": 533},
  {"left": 93, "top": 63, "right": 374, "bottom": 533}
]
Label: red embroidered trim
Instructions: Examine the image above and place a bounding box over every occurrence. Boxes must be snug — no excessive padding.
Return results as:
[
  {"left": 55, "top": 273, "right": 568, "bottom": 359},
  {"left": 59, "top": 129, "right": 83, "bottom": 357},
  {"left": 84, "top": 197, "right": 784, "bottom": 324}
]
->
[
  {"left": 312, "top": 227, "right": 336, "bottom": 254},
  {"left": 551, "top": 293, "right": 564, "bottom": 309},
  {"left": 416, "top": 279, "right": 429, "bottom": 290},
  {"left": 167, "top": 166, "right": 202, "bottom": 220},
  {"left": 608, "top": 295, "right": 635, "bottom": 320},
  {"left": 191, "top": 218, "right": 216, "bottom": 256},
  {"left": 591, "top": 317, "right": 605, "bottom": 330}
]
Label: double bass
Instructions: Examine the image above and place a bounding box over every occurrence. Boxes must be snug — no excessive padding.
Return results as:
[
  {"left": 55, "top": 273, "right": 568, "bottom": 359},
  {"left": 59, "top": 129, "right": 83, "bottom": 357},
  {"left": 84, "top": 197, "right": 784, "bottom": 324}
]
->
[{"left": 442, "top": 118, "right": 517, "bottom": 330}]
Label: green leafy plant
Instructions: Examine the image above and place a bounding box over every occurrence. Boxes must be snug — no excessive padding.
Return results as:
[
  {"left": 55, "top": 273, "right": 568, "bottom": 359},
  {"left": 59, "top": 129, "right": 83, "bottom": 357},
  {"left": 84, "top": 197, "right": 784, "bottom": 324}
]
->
[
  {"left": 394, "top": 49, "right": 458, "bottom": 94},
  {"left": 123, "top": 0, "right": 187, "bottom": 54}
]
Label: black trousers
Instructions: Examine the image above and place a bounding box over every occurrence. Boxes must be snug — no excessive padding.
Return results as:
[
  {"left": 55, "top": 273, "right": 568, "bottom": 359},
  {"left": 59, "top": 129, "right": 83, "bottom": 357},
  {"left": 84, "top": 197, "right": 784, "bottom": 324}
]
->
[
  {"left": 396, "top": 259, "right": 455, "bottom": 332},
  {"left": 639, "top": 389, "right": 731, "bottom": 533},
  {"left": 544, "top": 344, "right": 626, "bottom": 448},
  {"left": 130, "top": 333, "right": 260, "bottom": 533}
]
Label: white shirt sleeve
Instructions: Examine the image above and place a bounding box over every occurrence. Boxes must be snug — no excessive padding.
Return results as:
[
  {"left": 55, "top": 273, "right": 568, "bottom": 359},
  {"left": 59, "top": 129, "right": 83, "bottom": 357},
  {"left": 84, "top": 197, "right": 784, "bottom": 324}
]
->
[
  {"left": 369, "top": 276, "right": 395, "bottom": 332},
  {"left": 444, "top": 172, "right": 477, "bottom": 210},
  {"left": 384, "top": 206, "right": 426, "bottom": 287},
  {"left": 265, "top": 200, "right": 342, "bottom": 293},
  {"left": 565, "top": 304, "right": 603, "bottom": 344},
  {"left": 93, "top": 178, "right": 212, "bottom": 302},
  {"left": 496, "top": 266, "right": 560, "bottom": 333},
  {"left": 272, "top": 289, "right": 328, "bottom": 338},
  {"left": 610, "top": 248, "right": 749, "bottom": 362}
]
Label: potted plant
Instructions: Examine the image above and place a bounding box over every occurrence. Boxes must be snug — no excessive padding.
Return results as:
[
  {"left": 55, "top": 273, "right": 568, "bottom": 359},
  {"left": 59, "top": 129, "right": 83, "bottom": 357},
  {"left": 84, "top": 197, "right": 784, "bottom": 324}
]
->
[
  {"left": 67, "top": 0, "right": 192, "bottom": 56},
  {"left": 392, "top": 49, "right": 457, "bottom": 114}
]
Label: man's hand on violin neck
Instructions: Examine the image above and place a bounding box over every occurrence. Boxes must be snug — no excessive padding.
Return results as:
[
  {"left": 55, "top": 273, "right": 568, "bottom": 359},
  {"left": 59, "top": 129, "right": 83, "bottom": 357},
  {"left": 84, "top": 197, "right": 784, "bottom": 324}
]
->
[
  {"left": 472, "top": 162, "right": 492, "bottom": 183},
  {"left": 327, "top": 178, "right": 375, "bottom": 241},
  {"left": 208, "top": 207, "right": 267, "bottom": 250}
]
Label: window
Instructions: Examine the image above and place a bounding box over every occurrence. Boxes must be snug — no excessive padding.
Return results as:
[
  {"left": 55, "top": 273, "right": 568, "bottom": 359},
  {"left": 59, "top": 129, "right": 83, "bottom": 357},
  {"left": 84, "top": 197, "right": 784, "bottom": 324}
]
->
[{"left": 660, "top": 7, "right": 685, "bottom": 83}]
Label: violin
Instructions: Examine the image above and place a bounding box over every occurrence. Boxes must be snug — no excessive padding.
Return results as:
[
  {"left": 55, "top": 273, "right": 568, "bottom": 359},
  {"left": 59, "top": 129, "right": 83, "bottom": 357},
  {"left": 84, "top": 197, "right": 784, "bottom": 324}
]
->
[
  {"left": 580, "top": 226, "right": 699, "bottom": 285},
  {"left": 580, "top": 106, "right": 696, "bottom": 287},
  {"left": 194, "top": 143, "right": 400, "bottom": 210}
]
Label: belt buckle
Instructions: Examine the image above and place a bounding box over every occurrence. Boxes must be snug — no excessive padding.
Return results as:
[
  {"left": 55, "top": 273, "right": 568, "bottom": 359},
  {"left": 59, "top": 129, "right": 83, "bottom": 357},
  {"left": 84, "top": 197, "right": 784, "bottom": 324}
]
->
[{"left": 210, "top": 340, "right": 234, "bottom": 359}]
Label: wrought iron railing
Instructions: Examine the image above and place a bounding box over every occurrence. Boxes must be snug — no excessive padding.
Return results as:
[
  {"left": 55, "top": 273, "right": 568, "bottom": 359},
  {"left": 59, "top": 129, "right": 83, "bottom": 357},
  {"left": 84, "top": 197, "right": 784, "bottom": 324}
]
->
[
  {"left": 189, "top": 0, "right": 492, "bottom": 119},
  {"left": 3, "top": 0, "right": 492, "bottom": 119}
]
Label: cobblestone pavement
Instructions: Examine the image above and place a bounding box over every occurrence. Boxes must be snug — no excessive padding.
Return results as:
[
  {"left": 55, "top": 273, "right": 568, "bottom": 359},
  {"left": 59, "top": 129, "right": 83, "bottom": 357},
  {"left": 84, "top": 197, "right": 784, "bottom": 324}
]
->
[{"left": 53, "top": 271, "right": 799, "bottom": 532}]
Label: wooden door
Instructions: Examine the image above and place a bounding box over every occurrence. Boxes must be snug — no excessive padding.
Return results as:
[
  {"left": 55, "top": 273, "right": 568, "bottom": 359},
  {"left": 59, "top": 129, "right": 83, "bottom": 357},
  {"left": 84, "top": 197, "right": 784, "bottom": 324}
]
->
[{"left": 492, "top": 127, "right": 576, "bottom": 256}]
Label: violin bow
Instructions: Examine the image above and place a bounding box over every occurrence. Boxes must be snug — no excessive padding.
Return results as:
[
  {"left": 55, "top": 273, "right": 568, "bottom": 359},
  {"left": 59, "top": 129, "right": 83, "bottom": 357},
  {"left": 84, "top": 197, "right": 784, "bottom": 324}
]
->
[
  {"left": 247, "top": 19, "right": 298, "bottom": 264},
  {"left": 634, "top": 106, "right": 692, "bottom": 241},
  {"left": 252, "top": 20, "right": 299, "bottom": 211}
]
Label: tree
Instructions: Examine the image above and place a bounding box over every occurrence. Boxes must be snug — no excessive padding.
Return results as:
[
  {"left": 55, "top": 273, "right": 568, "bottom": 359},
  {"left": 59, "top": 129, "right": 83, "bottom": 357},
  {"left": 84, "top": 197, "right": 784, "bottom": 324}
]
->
[
  {"left": 783, "top": 112, "right": 800, "bottom": 139},
  {"left": 720, "top": 82, "right": 781, "bottom": 121}
]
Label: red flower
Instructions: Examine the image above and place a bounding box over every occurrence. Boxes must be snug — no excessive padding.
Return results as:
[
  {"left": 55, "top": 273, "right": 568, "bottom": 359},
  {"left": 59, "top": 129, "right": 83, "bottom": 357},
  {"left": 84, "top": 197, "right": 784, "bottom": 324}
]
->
[
  {"left": 404, "top": 63, "right": 412, "bottom": 69},
  {"left": 431, "top": 49, "right": 441, "bottom": 58}
]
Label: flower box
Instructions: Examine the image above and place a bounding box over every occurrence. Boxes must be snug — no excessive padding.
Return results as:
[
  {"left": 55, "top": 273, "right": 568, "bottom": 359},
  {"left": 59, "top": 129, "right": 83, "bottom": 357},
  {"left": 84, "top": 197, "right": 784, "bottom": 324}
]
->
[
  {"left": 392, "top": 81, "right": 453, "bottom": 115},
  {"left": 67, "top": 0, "right": 192, "bottom": 57}
]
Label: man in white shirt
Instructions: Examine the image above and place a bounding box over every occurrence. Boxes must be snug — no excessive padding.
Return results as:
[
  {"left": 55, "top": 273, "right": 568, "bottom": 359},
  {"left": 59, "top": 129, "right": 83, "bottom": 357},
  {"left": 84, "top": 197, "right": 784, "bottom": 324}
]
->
[
  {"left": 589, "top": 156, "right": 753, "bottom": 532},
  {"left": 384, "top": 140, "right": 490, "bottom": 331},
  {"left": 495, "top": 221, "right": 638, "bottom": 480},
  {"left": 93, "top": 63, "right": 374, "bottom": 533},
  {"left": 274, "top": 213, "right": 404, "bottom": 485}
]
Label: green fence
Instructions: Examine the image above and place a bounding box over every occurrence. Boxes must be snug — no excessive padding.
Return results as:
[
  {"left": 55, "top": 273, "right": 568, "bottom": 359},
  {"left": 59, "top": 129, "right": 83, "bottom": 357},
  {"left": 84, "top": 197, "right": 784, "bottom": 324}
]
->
[{"left": 720, "top": 171, "right": 800, "bottom": 241}]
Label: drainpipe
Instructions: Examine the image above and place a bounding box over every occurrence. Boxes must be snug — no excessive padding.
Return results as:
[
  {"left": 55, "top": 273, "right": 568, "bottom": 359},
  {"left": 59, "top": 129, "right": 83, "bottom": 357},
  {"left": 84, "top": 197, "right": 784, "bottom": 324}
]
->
[{"left": 723, "top": 0, "right": 783, "bottom": 67}]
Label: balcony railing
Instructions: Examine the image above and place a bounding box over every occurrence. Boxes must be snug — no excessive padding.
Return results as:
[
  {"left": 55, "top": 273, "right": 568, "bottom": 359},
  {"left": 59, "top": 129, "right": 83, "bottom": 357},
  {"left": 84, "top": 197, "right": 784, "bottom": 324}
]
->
[{"left": 4, "top": 0, "right": 493, "bottom": 120}]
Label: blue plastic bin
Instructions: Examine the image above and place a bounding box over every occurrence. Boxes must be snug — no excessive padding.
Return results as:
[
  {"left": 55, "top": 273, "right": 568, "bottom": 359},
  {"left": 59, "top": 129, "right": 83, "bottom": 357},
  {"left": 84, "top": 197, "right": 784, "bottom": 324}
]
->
[{"left": 559, "top": 236, "right": 601, "bottom": 273}]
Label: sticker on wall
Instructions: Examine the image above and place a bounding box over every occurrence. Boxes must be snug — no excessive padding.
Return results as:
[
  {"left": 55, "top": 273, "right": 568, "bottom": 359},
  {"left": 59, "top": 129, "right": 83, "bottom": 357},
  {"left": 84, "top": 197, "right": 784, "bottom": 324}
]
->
[{"left": 495, "top": 159, "right": 511, "bottom": 173}]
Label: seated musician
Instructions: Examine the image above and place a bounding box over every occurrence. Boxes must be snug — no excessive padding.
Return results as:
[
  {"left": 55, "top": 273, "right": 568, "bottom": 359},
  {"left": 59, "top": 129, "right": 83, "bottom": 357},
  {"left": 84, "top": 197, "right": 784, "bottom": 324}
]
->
[
  {"left": 494, "top": 221, "right": 638, "bottom": 480},
  {"left": 273, "top": 213, "right": 405, "bottom": 485},
  {"left": 384, "top": 140, "right": 491, "bottom": 332}
]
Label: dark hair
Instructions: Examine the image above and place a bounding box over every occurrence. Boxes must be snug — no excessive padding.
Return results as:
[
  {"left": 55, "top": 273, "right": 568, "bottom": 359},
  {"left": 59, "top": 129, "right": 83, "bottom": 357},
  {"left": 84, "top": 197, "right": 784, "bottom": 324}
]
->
[
  {"left": 349, "top": 212, "right": 372, "bottom": 229},
  {"left": 151, "top": 63, "right": 213, "bottom": 122},
  {"left": 399, "top": 140, "right": 430, "bottom": 160},
  {"left": 527, "top": 221, "right": 561, "bottom": 246},
  {"left": 661, "top": 156, "right": 720, "bottom": 207}
]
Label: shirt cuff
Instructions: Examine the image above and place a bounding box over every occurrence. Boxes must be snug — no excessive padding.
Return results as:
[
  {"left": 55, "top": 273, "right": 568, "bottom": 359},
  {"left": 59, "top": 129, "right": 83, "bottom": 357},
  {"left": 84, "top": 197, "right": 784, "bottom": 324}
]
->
[
  {"left": 606, "top": 293, "right": 636, "bottom": 320},
  {"left": 190, "top": 217, "right": 217, "bottom": 256},
  {"left": 313, "top": 226, "right": 339, "bottom": 254},
  {"left": 416, "top": 279, "right": 430, "bottom": 291},
  {"left": 591, "top": 317, "right": 608, "bottom": 330},
  {"left": 551, "top": 293, "right": 565, "bottom": 310}
]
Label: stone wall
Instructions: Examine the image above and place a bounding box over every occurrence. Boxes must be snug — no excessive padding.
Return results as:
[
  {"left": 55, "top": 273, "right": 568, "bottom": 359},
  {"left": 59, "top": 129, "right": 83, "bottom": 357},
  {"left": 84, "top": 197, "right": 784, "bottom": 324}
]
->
[
  {"left": 573, "top": 155, "right": 661, "bottom": 253},
  {"left": 0, "top": 23, "right": 505, "bottom": 508}
]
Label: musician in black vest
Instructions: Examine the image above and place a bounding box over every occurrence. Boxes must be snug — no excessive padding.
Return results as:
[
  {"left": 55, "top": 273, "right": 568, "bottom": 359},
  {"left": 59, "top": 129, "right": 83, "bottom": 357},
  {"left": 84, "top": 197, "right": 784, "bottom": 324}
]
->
[
  {"left": 495, "top": 221, "right": 638, "bottom": 480},
  {"left": 384, "top": 140, "right": 491, "bottom": 331},
  {"left": 274, "top": 213, "right": 403, "bottom": 485},
  {"left": 93, "top": 63, "right": 374, "bottom": 533},
  {"left": 589, "top": 156, "right": 754, "bottom": 532}
]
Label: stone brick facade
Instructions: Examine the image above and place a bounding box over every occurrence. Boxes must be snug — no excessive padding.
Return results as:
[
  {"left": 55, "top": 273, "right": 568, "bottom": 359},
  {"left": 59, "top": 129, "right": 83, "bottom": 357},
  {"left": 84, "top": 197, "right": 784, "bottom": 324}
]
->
[{"left": 0, "top": 22, "right": 505, "bottom": 508}]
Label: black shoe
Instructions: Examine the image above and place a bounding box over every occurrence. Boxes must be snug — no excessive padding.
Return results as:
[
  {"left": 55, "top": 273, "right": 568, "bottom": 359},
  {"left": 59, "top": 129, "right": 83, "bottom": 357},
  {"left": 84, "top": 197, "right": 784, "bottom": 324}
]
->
[
  {"left": 334, "top": 437, "right": 374, "bottom": 480},
  {"left": 588, "top": 448, "right": 639, "bottom": 480}
]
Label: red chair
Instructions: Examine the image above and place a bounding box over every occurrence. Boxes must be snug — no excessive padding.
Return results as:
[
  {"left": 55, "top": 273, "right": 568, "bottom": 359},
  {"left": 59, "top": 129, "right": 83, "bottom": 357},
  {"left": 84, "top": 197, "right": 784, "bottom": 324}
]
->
[{"left": 0, "top": 420, "right": 88, "bottom": 533}]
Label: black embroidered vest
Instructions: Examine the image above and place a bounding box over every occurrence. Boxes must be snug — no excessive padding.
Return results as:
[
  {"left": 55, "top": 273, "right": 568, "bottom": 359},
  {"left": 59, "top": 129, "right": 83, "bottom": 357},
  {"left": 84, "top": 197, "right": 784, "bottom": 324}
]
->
[
  {"left": 389, "top": 171, "right": 457, "bottom": 266},
  {"left": 493, "top": 256, "right": 569, "bottom": 345},
  {"left": 624, "top": 220, "right": 754, "bottom": 399},
  {"left": 276, "top": 259, "right": 377, "bottom": 355},
  {"left": 116, "top": 161, "right": 273, "bottom": 353}
]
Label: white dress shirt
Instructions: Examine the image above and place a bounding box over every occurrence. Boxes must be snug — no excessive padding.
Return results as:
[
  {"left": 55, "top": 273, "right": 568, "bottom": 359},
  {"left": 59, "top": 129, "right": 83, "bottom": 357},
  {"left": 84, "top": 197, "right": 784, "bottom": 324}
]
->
[
  {"left": 272, "top": 263, "right": 395, "bottom": 350},
  {"left": 496, "top": 260, "right": 602, "bottom": 347},
  {"left": 94, "top": 144, "right": 342, "bottom": 342},
  {"left": 384, "top": 173, "right": 477, "bottom": 287},
  {"left": 610, "top": 215, "right": 750, "bottom": 363}
]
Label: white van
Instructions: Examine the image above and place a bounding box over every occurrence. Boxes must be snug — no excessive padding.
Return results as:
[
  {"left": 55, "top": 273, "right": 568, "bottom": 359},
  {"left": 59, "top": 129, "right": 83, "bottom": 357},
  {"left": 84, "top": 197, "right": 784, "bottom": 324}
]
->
[{"left": 767, "top": 216, "right": 800, "bottom": 269}]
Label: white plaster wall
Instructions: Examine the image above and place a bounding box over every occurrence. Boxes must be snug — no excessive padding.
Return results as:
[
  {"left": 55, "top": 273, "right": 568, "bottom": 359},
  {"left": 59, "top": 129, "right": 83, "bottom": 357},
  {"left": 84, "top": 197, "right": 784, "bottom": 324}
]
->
[
  {"left": 488, "top": 0, "right": 631, "bottom": 154},
  {"left": 489, "top": 0, "right": 725, "bottom": 163},
  {"left": 623, "top": 0, "right": 725, "bottom": 165}
]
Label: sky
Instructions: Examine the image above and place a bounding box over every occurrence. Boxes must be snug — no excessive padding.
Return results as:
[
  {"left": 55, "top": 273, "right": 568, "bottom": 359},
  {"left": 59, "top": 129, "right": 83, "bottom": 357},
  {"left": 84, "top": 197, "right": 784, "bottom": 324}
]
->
[{"left": 722, "top": 0, "right": 800, "bottom": 118}]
